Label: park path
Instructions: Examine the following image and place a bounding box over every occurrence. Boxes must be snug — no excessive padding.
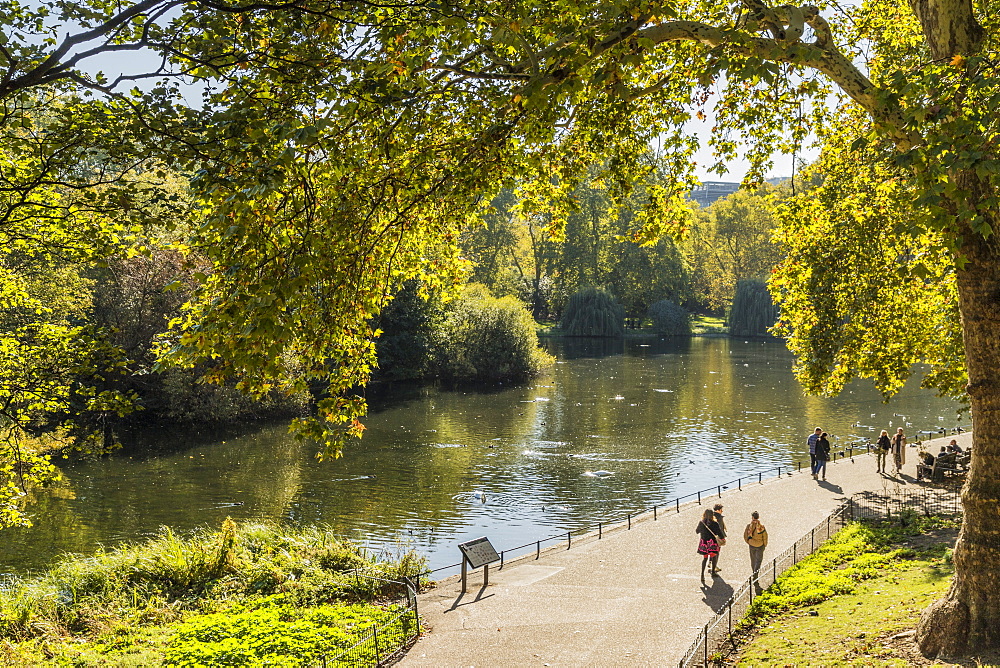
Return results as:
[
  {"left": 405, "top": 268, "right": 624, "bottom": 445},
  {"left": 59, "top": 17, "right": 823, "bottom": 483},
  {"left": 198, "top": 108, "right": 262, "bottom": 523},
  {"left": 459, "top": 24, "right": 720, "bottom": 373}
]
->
[{"left": 399, "top": 432, "right": 971, "bottom": 667}]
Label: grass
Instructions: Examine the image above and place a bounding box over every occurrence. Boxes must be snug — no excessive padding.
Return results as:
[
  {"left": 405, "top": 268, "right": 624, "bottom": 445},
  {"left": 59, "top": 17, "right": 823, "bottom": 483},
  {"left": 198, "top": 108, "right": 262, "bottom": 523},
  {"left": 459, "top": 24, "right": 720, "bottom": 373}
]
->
[
  {"left": 734, "top": 514, "right": 961, "bottom": 666},
  {"left": 691, "top": 314, "right": 727, "bottom": 335},
  {"left": 0, "top": 519, "right": 427, "bottom": 666},
  {"left": 537, "top": 314, "right": 729, "bottom": 337}
]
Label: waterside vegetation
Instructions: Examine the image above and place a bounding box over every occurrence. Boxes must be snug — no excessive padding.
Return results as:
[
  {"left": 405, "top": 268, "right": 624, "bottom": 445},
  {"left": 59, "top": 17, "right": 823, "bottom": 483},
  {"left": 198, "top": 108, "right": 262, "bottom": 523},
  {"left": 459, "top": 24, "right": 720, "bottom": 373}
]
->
[{"left": 0, "top": 520, "right": 424, "bottom": 666}]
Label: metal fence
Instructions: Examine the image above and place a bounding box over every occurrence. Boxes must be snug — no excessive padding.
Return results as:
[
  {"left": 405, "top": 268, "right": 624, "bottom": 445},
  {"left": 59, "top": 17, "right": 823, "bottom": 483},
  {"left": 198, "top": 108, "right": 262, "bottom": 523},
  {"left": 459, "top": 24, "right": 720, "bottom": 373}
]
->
[
  {"left": 417, "top": 450, "right": 873, "bottom": 582},
  {"left": 311, "top": 574, "right": 421, "bottom": 667},
  {"left": 677, "top": 487, "right": 963, "bottom": 668}
]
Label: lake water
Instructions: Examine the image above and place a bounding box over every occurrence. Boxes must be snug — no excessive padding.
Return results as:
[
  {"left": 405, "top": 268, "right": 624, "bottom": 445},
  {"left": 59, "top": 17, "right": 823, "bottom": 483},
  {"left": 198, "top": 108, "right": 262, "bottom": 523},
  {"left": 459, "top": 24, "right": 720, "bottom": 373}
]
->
[{"left": 3, "top": 337, "right": 963, "bottom": 573}]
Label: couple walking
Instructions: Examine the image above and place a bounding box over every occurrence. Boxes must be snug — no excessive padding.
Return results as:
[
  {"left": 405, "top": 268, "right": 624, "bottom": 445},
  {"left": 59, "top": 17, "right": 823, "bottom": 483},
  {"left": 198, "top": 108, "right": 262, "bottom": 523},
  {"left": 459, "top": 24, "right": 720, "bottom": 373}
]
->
[
  {"left": 807, "top": 427, "right": 831, "bottom": 480},
  {"left": 875, "top": 427, "right": 907, "bottom": 474},
  {"left": 696, "top": 504, "right": 768, "bottom": 584}
]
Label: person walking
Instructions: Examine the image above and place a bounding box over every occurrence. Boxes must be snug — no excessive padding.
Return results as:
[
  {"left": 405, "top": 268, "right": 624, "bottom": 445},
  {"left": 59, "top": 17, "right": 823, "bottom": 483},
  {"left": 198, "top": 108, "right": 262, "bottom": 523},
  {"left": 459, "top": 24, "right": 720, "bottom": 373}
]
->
[
  {"left": 891, "top": 427, "right": 907, "bottom": 473},
  {"left": 813, "top": 432, "right": 831, "bottom": 480},
  {"left": 743, "top": 511, "right": 768, "bottom": 585},
  {"left": 876, "top": 429, "right": 891, "bottom": 474},
  {"left": 696, "top": 508, "right": 725, "bottom": 580},
  {"left": 712, "top": 503, "right": 727, "bottom": 571},
  {"left": 807, "top": 427, "right": 822, "bottom": 478}
]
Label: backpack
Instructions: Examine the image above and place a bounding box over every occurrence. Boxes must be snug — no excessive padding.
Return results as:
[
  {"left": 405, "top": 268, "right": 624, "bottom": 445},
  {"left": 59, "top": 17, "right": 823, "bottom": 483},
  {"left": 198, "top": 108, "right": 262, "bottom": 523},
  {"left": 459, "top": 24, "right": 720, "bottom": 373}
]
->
[{"left": 746, "top": 525, "right": 767, "bottom": 548}]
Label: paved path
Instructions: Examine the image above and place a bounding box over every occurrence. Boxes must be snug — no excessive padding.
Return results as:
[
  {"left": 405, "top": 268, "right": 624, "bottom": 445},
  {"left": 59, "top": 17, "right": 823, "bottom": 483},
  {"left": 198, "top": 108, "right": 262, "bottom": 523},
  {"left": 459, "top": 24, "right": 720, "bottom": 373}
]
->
[{"left": 399, "top": 433, "right": 971, "bottom": 667}]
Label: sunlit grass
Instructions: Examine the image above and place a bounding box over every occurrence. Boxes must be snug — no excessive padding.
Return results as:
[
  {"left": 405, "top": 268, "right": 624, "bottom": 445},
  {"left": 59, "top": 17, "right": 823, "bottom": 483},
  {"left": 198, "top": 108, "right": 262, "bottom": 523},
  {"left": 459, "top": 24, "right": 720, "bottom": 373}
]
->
[
  {"left": 0, "top": 520, "right": 426, "bottom": 665},
  {"left": 735, "top": 516, "right": 960, "bottom": 666}
]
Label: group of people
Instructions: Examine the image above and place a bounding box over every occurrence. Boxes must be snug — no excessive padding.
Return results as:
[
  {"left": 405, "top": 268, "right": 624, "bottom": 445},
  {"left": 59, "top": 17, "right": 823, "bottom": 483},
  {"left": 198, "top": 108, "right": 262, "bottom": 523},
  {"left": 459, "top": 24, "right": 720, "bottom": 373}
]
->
[
  {"left": 916, "top": 439, "right": 966, "bottom": 481},
  {"left": 695, "top": 503, "right": 768, "bottom": 585}
]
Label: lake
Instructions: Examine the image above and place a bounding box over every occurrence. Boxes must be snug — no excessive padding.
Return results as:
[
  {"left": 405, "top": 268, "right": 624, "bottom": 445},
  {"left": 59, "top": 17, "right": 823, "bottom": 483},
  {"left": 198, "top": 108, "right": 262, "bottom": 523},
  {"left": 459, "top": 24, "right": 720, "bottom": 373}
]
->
[{"left": 2, "top": 337, "right": 963, "bottom": 573}]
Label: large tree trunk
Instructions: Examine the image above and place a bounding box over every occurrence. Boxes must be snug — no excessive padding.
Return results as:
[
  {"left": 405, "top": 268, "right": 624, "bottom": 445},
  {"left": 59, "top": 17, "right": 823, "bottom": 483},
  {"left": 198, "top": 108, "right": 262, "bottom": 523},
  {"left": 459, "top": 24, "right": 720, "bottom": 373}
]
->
[{"left": 917, "top": 173, "right": 1000, "bottom": 657}]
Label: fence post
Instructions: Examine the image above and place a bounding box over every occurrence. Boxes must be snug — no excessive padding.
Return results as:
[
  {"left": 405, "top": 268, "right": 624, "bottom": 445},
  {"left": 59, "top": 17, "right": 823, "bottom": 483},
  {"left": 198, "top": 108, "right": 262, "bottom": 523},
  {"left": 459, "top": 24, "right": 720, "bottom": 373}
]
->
[
  {"left": 778, "top": 466, "right": 782, "bottom": 477},
  {"left": 728, "top": 598, "right": 733, "bottom": 639},
  {"left": 698, "top": 490, "right": 701, "bottom": 504},
  {"left": 738, "top": 477, "right": 742, "bottom": 490},
  {"left": 628, "top": 514, "right": 632, "bottom": 530},
  {"left": 793, "top": 541, "right": 797, "bottom": 564},
  {"left": 676, "top": 498, "right": 680, "bottom": 513},
  {"left": 811, "top": 527, "right": 815, "bottom": 552},
  {"left": 654, "top": 505, "right": 657, "bottom": 520},
  {"left": 567, "top": 531, "right": 571, "bottom": 549},
  {"left": 758, "top": 472, "right": 762, "bottom": 483},
  {"left": 599, "top": 523, "right": 602, "bottom": 539},
  {"left": 373, "top": 625, "right": 382, "bottom": 662},
  {"left": 536, "top": 540, "right": 540, "bottom": 560},
  {"left": 827, "top": 515, "right": 831, "bottom": 539},
  {"left": 704, "top": 624, "right": 709, "bottom": 666},
  {"left": 718, "top": 485, "right": 722, "bottom": 498},
  {"left": 798, "top": 461, "right": 801, "bottom": 472}
]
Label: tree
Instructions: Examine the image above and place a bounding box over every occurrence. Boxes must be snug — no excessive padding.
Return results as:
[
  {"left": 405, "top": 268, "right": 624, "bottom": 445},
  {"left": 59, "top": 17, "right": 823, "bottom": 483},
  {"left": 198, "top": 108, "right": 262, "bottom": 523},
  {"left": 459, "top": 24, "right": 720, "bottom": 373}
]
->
[
  {"left": 685, "top": 186, "right": 784, "bottom": 312},
  {"left": 3, "top": 0, "right": 1000, "bottom": 652}
]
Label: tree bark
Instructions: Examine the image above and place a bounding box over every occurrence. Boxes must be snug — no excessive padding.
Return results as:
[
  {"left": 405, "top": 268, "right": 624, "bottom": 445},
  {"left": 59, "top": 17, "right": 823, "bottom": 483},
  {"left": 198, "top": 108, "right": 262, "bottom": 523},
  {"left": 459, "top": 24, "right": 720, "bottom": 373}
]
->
[{"left": 918, "top": 171, "right": 1000, "bottom": 657}]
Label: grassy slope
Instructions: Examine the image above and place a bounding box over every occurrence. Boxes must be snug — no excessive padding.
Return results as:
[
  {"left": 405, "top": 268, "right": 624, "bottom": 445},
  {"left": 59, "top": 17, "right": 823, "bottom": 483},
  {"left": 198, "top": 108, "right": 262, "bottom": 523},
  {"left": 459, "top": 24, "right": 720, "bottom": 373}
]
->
[{"left": 735, "top": 518, "right": 962, "bottom": 667}]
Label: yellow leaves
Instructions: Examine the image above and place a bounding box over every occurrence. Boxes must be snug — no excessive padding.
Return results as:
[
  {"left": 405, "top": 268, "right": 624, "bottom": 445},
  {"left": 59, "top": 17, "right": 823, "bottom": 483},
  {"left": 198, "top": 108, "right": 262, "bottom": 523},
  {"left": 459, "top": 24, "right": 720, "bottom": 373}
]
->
[{"left": 950, "top": 55, "right": 966, "bottom": 71}]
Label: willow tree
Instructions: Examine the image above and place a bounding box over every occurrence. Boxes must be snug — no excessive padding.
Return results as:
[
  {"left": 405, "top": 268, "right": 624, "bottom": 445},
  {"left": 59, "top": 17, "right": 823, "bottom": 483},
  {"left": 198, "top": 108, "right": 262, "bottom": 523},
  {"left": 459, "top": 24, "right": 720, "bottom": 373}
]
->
[{"left": 3, "top": 0, "right": 1000, "bottom": 654}]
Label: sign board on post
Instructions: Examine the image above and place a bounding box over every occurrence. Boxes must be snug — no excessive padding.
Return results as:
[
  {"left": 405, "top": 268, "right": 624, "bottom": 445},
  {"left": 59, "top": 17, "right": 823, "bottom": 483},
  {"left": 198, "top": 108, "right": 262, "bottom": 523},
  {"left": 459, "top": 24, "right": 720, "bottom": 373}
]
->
[
  {"left": 458, "top": 537, "right": 500, "bottom": 569},
  {"left": 458, "top": 536, "right": 500, "bottom": 593}
]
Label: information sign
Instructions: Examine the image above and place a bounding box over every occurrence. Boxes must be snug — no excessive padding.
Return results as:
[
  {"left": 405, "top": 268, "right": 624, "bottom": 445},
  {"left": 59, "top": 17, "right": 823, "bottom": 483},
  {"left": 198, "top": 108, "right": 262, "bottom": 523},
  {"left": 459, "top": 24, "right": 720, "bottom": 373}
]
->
[{"left": 458, "top": 536, "right": 500, "bottom": 569}]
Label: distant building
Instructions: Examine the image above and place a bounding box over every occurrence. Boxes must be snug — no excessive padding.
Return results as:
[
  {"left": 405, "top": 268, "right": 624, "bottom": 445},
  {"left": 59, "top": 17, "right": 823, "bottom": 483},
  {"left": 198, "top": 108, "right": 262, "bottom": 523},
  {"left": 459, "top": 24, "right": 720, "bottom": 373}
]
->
[
  {"left": 687, "top": 177, "right": 791, "bottom": 208},
  {"left": 687, "top": 181, "right": 741, "bottom": 208}
]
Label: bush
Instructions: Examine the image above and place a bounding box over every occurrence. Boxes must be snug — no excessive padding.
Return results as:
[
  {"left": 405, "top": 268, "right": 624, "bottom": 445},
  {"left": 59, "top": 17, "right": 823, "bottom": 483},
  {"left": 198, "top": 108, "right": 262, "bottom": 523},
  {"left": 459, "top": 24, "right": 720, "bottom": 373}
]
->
[
  {"left": 560, "top": 287, "right": 624, "bottom": 337},
  {"left": 432, "top": 284, "right": 553, "bottom": 383},
  {"left": 728, "top": 279, "right": 779, "bottom": 337},
  {"left": 373, "top": 280, "right": 443, "bottom": 382},
  {"left": 647, "top": 299, "right": 691, "bottom": 336}
]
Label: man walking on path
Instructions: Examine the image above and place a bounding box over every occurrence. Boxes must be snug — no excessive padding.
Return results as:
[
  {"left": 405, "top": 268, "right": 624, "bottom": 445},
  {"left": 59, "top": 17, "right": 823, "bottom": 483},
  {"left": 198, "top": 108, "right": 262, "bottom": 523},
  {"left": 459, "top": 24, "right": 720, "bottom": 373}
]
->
[
  {"left": 808, "top": 427, "right": 822, "bottom": 478},
  {"left": 744, "top": 511, "right": 768, "bottom": 589}
]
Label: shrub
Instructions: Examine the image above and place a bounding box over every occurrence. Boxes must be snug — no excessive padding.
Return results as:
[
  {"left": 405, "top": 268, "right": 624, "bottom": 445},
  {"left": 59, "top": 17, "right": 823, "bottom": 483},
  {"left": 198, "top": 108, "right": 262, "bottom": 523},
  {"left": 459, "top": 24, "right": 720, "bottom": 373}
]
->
[
  {"left": 432, "top": 284, "right": 553, "bottom": 383},
  {"left": 560, "top": 287, "right": 624, "bottom": 337},
  {"left": 373, "top": 280, "right": 443, "bottom": 382},
  {"left": 728, "top": 279, "right": 779, "bottom": 337},
  {"left": 164, "top": 599, "right": 416, "bottom": 667},
  {"left": 647, "top": 299, "right": 691, "bottom": 336}
]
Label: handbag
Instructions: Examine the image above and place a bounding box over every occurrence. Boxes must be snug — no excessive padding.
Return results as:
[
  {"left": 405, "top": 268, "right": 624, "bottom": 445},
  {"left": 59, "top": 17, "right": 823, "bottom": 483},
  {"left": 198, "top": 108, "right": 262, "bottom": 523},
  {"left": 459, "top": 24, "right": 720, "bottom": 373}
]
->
[{"left": 701, "top": 520, "right": 725, "bottom": 546}]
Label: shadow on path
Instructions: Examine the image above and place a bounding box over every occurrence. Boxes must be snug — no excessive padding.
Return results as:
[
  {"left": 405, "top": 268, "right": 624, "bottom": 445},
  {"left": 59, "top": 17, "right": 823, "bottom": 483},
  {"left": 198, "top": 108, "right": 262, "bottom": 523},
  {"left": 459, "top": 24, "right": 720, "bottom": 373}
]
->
[
  {"left": 445, "top": 586, "right": 494, "bottom": 612},
  {"left": 700, "top": 576, "right": 734, "bottom": 612}
]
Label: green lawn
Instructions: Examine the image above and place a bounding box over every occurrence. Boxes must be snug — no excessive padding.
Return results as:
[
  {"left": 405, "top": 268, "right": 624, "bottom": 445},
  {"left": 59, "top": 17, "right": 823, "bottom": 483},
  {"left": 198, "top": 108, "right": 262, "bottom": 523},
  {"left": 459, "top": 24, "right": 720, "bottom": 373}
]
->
[{"left": 735, "top": 517, "right": 966, "bottom": 666}]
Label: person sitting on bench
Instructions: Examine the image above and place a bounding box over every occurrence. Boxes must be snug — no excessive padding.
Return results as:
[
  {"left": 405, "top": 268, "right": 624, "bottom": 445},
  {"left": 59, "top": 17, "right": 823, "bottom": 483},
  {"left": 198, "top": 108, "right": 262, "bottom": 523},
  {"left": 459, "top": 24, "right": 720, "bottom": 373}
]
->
[{"left": 916, "top": 449, "right": 936, "bottom": 481}]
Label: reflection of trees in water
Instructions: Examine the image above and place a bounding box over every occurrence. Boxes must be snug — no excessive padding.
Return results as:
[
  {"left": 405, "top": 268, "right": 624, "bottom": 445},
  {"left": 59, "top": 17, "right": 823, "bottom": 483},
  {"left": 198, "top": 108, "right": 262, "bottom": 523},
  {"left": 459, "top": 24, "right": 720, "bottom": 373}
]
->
[{"left": 2, "top": 340, "right": 961, "bottom": 572}]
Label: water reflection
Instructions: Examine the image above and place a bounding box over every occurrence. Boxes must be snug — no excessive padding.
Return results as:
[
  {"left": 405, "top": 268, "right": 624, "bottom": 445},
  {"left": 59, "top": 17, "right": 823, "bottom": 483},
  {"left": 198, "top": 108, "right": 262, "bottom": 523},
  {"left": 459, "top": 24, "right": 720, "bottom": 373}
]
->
[{"left": 1, "top": 338, "right": 962, "bottom": 572}]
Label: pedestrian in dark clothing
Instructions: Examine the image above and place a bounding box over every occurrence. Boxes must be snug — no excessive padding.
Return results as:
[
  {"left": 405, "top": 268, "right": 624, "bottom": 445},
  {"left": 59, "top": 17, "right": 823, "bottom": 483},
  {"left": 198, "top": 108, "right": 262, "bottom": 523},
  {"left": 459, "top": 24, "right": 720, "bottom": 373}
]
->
[
  {"left": 891, "top": 428, "right": 906, "bottom": 473},
  {"left": 876, "top": 429, "right": 891, "bottom": 473},
  {"left": 807, "top": 427, "right": 822, "bottom": 477},
  {"left": 813, "top": 432, "right": 831, "bottom": 480},
  {"left": 696, "top": 508, "right": 725, "bottom": 580}
]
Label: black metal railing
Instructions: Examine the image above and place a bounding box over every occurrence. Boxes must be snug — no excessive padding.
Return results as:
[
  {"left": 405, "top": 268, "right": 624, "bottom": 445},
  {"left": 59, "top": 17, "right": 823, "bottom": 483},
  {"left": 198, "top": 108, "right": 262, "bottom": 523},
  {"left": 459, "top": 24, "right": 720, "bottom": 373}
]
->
[
  {"left": 677, "top": 487, "right": 962, "bottom": 667},
  {"left": 418, "top": 445, "right": 877, "bottom": 581},
  {"left": 311, "top": 574, "right": 421, "bottom": 667}
]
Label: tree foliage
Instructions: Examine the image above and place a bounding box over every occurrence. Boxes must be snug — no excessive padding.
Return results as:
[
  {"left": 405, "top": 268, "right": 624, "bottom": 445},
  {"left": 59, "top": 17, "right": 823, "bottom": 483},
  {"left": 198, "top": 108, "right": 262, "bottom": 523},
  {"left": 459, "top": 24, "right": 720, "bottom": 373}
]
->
[
  {"left": 432, "top": 284, "right": 553, "bottom": 384},
  {"left": 647, "top": 298, "right": 691, "bottom": 336},
  {"left": 729, "top": 278, "right": 779, "bottom": 338},
  {"left": 560, "top": 287, "right": 625, "bottom": 337}
]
